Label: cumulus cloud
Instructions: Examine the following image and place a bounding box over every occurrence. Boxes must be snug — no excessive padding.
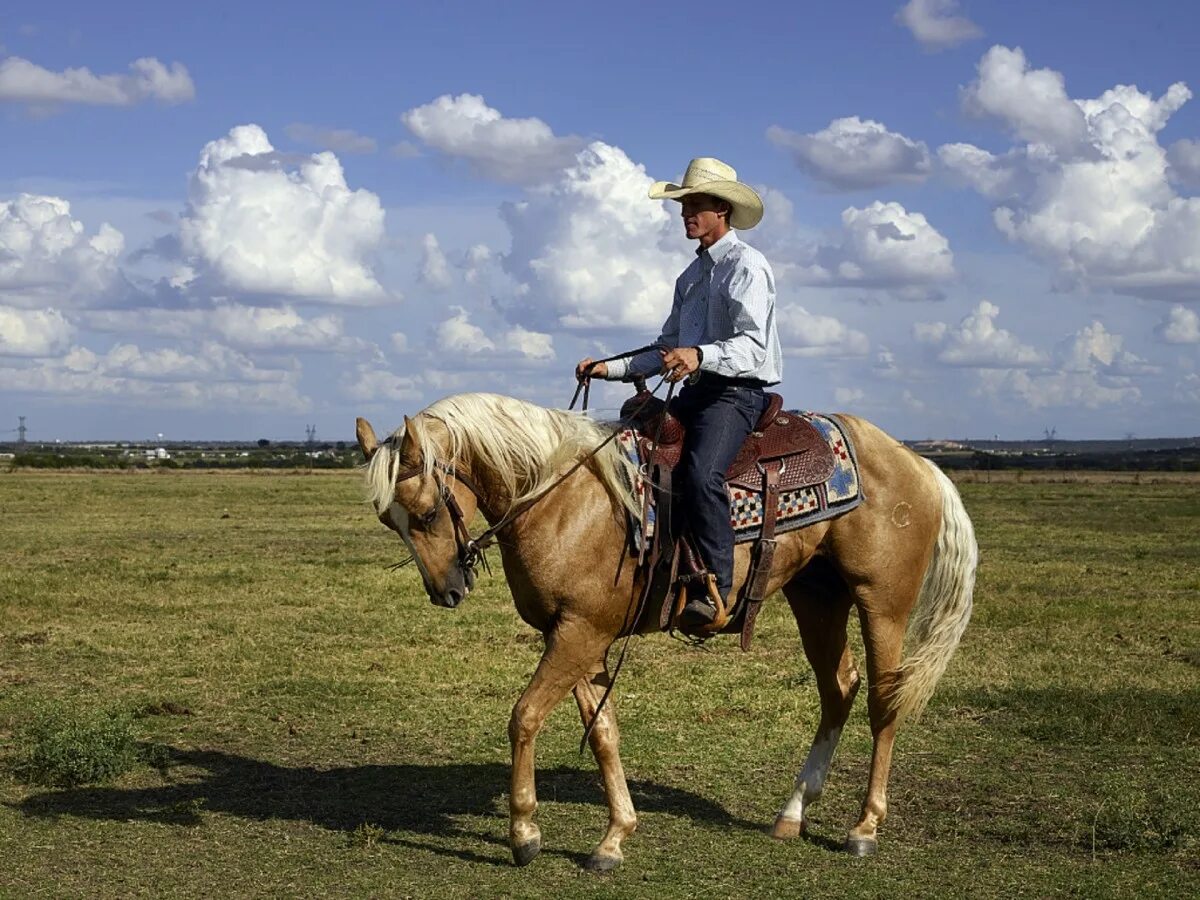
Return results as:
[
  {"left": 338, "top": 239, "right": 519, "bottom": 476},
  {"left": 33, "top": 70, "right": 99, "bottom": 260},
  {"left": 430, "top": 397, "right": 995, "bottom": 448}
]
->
[
  {"left": 402, "top": 93, "right": 584, "bottom": 185},
  {"left": 434, "top": 307, "right": 555, "bottom": 361},
  {"left": 792, "top": 201, "right": 956, "bottom": 298},
  {"left": 178, "top": 124, "right": 387, "bottom": 302},
  {"left": 0, "top": 55, "right": 194, "bottom": 106},
  {"left": 285, "top": 123, "right": 377, "bottom": 154},
  {"left": 419, "top": 233, "right": 452, "bottom": 289},
  {"left": 78, "top": 303, "right": 378, "bottom": 355},
  {"left": 946, "top": 45, "right": 1200, "bottom": 299},
  {"left": 1, "top": 340, "right": 308, "bottom": 410},
  {"left": 768, "top": 117, "right": 932, "bottom": 189},
  {"left": 1157, "top": 304, "right": 1200, "bottom": 343},
  {"left": 915, "top": 300, "right": 1045, "bottom": 367},
  {"left": 0, "top": 305, "right": 73, "bottom": 356},
  {"left": 0, "top": 194, "right": 124, "bottom": 306},
  {"left": 342, "top": 365, "right": 422, "bottom": 404},
  {"left": 776, "top": 303, "right": 869, "bottom": 357},
  {"left": 500, "top": 141, "right": 688, "bottom": 332},
  {"left": 1167, "top": 138, "right": 1200, "bottom": 187},
  {"left": 979, "top": 320, "right": 1148, "bottom": 409},
  {"left": 896, "top": 0, "right": 982, "bottom": 50}
]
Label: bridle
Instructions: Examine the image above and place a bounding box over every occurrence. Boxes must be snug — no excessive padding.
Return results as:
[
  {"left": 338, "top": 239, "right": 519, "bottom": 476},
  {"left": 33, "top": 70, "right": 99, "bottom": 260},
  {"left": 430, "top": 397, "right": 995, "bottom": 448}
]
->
[{"left": 390, "top": 460, "right": 491, "bottom": 582}]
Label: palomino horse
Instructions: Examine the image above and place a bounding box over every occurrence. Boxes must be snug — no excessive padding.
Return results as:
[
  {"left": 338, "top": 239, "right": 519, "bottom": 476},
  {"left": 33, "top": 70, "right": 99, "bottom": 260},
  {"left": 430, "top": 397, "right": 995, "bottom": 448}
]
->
[{"left": 356, "top": 392, "right": 976, "bottom": 871}]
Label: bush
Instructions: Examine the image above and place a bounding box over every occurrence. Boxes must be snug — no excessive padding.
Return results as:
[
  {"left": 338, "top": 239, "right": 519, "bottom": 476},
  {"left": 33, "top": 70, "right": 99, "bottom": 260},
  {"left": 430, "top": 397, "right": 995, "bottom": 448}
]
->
[{"left": 11, "top": 700, "right": 139, "bottom": 787}]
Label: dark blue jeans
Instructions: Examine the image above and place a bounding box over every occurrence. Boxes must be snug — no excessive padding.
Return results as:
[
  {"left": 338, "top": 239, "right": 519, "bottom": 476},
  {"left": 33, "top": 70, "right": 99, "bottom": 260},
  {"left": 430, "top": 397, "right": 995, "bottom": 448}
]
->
[{"left": 669, "top": 379, "right": 769, "bottom": 601}]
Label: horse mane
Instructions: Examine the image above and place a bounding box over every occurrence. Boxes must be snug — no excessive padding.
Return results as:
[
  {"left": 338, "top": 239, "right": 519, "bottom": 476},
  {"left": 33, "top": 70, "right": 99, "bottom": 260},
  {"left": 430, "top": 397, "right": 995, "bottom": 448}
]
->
[{"left": 365, "top": 392, "right": 639, "bottom": 521}]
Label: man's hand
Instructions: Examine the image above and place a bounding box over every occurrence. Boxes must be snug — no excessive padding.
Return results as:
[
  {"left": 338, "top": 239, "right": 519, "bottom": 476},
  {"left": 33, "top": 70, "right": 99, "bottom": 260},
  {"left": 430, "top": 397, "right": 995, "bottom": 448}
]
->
[
  {"left": 575, "top": 357, "right": 608, "bottom": 380},
  {"left": 661, "top": 347, "right": 701, "bottom": 383}
]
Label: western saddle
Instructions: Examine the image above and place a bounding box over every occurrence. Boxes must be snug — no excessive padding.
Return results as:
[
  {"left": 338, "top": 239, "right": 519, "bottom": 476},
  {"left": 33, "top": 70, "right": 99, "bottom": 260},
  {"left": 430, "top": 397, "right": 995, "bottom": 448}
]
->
[{"left": 620, "top": 386, "right": 835, "bottom": 650}]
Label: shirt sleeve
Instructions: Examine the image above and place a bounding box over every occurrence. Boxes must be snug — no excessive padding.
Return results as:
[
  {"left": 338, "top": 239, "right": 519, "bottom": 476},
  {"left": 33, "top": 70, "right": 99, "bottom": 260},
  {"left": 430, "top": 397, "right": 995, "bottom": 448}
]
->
[
  {"left": 696, "top": 256, "right": 774, "bottom": 378},
  {"left": 605, "top": 280, "right": 682, "bottom": 380}
]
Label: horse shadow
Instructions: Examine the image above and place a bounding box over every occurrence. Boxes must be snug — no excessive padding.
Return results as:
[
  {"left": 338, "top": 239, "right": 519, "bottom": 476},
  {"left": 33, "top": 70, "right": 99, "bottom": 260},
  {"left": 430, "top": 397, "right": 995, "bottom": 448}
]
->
[{"left": 9, "top": 748, "right": 767, "bottom": 866}]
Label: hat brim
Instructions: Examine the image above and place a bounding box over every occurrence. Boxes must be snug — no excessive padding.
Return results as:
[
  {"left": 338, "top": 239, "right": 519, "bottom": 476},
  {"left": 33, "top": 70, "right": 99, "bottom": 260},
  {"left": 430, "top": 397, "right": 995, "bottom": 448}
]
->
[{"left": 648, "top": 179, "right": 764, "bottom": 230}]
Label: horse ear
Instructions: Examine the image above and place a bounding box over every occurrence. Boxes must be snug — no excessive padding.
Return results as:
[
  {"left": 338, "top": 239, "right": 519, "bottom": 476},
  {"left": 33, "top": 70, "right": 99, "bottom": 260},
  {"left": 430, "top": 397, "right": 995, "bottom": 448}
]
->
[
  {"left": 355, "top": 417, "right": 379, "bottom": 461},
  {"left": 404, "top": 415, "right": 420, "bottom": 448}
]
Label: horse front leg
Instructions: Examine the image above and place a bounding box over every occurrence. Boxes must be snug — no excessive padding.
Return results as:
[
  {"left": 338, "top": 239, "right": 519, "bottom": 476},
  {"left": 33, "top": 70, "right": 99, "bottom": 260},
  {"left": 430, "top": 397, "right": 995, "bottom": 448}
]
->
[
  {"left": 508, "top": 620, "right": 610, "bottom": 867},
  {"left": 573, "top": 663, "right": 637, "bottom": 872}
]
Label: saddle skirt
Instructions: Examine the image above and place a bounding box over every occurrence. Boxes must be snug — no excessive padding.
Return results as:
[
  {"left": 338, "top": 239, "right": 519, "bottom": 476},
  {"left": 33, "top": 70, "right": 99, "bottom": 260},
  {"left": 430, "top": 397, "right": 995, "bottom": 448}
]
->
[{"left": 617, "top": 392, "right": 864, "bottom": 545}]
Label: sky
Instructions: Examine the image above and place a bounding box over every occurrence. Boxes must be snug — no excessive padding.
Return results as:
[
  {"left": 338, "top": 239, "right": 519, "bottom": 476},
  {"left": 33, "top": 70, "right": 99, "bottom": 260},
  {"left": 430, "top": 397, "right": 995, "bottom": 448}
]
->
[{"left": 2, "top": 0, "right": 1199, "bottom": 442}]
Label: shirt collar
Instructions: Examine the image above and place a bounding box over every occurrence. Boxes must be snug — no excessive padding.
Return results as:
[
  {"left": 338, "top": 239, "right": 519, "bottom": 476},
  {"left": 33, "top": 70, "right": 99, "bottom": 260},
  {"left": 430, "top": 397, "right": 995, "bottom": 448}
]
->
[{"left": 696, "top": 230, "right": 739, "bottom": 264}]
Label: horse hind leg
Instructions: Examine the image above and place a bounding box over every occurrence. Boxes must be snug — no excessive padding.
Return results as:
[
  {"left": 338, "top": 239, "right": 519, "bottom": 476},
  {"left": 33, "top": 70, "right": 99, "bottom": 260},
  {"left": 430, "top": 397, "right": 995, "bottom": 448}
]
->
[
  {"left": 573, "top": 662, "right": 637, "bottom": 872},
  {"left": 772, "top": 561, "right": 860, "bottom": 840}
]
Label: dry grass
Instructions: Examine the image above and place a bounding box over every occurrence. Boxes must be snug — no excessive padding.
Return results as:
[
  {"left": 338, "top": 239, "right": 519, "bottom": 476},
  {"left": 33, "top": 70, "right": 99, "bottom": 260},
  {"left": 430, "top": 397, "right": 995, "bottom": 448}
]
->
[{"left": 0, "top": 470, "right": 1197, "bottom": 898}]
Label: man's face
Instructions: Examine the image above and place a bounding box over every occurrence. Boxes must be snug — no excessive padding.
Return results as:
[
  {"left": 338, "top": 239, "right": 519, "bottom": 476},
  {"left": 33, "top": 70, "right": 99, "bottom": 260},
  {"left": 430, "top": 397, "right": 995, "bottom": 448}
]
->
[{"left": 680, "top": 194, "right": 727, "bottom": 242}]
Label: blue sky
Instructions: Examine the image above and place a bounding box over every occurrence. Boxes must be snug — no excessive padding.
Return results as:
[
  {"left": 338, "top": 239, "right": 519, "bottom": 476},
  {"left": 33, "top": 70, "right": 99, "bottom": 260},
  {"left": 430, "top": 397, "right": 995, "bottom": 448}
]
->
[{"left": 2, "top": 0, "right": 1199, "bottom": 441}]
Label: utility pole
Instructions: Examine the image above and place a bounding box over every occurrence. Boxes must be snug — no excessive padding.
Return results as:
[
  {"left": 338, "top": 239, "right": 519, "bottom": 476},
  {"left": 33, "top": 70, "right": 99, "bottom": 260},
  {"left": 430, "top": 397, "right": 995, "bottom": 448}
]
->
[{"left": 305, "top": 424, "right": 317, "bottom": 470}]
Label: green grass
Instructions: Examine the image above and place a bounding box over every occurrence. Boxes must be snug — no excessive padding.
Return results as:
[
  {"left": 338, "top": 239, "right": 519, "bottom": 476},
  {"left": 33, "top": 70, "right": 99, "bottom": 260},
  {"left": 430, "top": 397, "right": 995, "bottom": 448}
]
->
[{"left": 1, "top": 471, "right": 1197, "bottom": 898}]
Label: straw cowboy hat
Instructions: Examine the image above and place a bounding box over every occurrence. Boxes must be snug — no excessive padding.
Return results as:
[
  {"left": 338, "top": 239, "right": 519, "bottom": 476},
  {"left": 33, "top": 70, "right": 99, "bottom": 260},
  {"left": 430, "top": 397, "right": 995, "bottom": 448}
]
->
[{"left": 648, "top": 157, "right": 764, "bottom": 230}]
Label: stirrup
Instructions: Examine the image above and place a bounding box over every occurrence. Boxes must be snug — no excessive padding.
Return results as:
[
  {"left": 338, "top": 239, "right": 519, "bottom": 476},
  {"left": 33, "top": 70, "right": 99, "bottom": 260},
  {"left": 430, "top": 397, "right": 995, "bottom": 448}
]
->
[{"left": 672, "top": 573, "right": 730, "bottom": 635}]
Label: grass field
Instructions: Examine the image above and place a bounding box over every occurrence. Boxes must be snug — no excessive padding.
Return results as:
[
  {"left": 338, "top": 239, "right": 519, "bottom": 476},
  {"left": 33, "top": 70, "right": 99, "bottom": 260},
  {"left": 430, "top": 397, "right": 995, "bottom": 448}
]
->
[{"left": 1, "top": 471, "right": 1197, "bottom": 898}]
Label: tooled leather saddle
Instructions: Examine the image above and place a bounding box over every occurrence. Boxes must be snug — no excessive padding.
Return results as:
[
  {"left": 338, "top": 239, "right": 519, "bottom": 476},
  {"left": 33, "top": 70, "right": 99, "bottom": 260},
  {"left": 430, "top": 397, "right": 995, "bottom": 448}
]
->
[{"left": 619, "top": 387, "right": 835, "bottom": 650}]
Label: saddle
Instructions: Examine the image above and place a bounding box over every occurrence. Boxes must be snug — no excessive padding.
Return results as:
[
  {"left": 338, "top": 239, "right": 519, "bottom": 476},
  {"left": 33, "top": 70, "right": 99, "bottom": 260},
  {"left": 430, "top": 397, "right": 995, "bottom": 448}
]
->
[{"left": 620, "top": 387, "right": 835, "bottom": 650}]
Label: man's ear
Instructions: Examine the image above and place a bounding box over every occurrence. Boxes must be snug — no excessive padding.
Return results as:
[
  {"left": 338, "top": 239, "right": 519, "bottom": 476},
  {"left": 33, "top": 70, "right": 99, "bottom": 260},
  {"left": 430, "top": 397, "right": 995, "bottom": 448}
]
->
[{"left": 355, "top": 417, "right": 379, "bottom": 461}]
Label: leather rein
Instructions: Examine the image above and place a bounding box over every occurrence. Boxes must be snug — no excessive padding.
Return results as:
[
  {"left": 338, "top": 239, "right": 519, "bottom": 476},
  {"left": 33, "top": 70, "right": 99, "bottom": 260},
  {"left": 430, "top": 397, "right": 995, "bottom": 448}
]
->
[{"left": 388, "top": 344, "right": 669, "bottom": 586}]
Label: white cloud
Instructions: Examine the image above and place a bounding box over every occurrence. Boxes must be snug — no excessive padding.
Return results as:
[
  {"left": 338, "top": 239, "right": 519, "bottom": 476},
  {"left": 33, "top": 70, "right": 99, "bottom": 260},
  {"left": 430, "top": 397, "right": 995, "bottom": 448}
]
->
[
  {"left": 402, "top": 93, "right": 584, "bottom": 185},
  {"left": 285, "top": 123, "right": 377, "bottom": 154},
  {"left": 178, "top": 124, "right": 387, "bottom": 302},
  {"left": 391, "top": 331, "right": 409, "bottom": 354},
  {"left": 500, "top": 141, "right": 688, "bottom": 332},
  {"left": 777, "top": 303, "right": 869, "bottom": 357},
  {"left": 896, "top": 0, "right": 982, "bottom": 51},
  {"left": 436, "top": 307, "right": 495, "bottom": 354},
  {"left": 793, "top": 201, "right": 955, "bottom": 298},
  {"left": 342, "top": 365, "right": 422, "bottom": 403},
  {"left": 1175, "top": 373, "right": 1200, "bottom": 404},
  {"left": 834, "top": 387, "right": 864, "bottom": 406},
  {"left": 0, "top": 55, "right": 194, "bottom": 106},
  {"left": 947, "top": 45, "right": 1200, "bottom": 299},
  {"left": 501, "top": 324, "right": 555, "bottom": 360},
  {"left": 434, "top": 307, "right": 555, "bottom": 361},
  {"left": 979, "top": 320, "right": 1147, "bottom": 409},
  {"left": 1157, "top": 304, "right": 1200, "bottom": 344},
  {"left": 0, "top": 194, "right": 124, "bottom": 306},
  {"left": 767, "top": 117, "right": 932, "bottom": 189},
  {"left": 1167, "top": 138, "right": 1200, "bottom": 187},
  {"left": 0, "top": 305, "right": 73, "bottom": 356},
  {"left": 78, "top": 303, "right": 377, "bottom": 355},
  {"left": 1, "top": 340, "right": 308, "bottom": 410},
  {"left": 419, "top": 233, "right": 452, "bottom": 289},
  {"left": 961, "top": 46, "right": 1088, "bottom": 152},
  {"left": 915, "top": 300, "right": 1045, "bottom": 367}
]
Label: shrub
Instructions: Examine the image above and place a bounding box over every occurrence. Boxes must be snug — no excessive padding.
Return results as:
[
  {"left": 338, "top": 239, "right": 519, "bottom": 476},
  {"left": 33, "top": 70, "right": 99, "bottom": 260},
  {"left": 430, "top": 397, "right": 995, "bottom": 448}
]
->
[{"left": 11, "top": 700, "right": 139, "bottom": 787}]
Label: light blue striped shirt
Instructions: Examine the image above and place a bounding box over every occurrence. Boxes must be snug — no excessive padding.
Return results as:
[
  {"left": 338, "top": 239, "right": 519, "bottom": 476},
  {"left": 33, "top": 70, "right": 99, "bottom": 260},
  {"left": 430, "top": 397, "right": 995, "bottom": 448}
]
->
[{"left": 606, "top": 231, "right": 782, "bottom": 384}]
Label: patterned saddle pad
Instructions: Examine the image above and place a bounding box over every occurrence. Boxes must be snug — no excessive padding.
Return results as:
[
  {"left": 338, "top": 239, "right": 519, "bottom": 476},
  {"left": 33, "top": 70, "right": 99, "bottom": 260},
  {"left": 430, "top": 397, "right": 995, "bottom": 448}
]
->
[{"left": 618, "top": 411, "right": 864, "bottom": 546}]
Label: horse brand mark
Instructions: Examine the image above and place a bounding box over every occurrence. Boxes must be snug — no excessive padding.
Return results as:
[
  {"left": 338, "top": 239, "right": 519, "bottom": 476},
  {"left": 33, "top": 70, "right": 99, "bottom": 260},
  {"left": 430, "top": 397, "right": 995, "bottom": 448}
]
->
[{"left": 891, "top": 501, "right": 912, "bottom": 528}]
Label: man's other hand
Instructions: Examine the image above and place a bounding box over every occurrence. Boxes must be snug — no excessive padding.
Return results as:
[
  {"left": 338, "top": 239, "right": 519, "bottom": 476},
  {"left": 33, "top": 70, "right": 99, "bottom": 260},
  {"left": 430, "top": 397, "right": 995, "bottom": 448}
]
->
[
  {"left": 576, "top": 357, "right": 608, "bottom": 380},
  {"left": 661, "top": 347, "right": 700, "bottom": 383}
]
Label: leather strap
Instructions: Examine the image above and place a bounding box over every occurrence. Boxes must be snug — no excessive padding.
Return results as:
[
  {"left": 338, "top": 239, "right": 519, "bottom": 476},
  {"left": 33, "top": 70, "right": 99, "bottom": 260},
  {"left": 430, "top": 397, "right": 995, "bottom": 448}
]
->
[{"left": 740, "top": 460, "right": 781, "bottom": 652}]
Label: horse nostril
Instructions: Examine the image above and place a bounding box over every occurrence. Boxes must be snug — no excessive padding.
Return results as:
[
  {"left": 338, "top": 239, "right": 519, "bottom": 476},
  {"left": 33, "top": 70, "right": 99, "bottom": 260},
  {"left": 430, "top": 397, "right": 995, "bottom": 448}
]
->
[{"left": 445, "top": 587, "right": 465, "bottom": 607}]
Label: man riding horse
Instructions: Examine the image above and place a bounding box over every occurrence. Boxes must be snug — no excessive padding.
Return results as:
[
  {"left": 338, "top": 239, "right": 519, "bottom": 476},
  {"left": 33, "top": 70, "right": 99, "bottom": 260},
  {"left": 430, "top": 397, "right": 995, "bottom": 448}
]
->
[{"left": 576, "top": 156, "right": 782, "bottom": 630}]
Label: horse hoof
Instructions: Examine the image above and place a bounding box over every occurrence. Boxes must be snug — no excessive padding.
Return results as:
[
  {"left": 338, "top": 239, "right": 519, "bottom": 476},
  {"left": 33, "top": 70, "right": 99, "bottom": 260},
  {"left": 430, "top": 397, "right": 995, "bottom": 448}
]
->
[
  {"left": 844, "top": 835, "right": 877, "bottom": 857},
  {"left": 771, "top": 817, "right": 805, "bottom": 840},
  {"left": 512, "top": 837, "right": 542, "bottom": 867},
  {"left": 583, "top": 853, "right": 622, "bottom": 873}
]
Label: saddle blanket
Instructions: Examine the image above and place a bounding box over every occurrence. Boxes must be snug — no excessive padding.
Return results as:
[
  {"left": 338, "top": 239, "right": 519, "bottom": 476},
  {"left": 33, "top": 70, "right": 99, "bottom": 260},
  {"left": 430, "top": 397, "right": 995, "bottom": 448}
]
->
[{"left": 618, "top": 412, "right": 864, "bottom": 547}]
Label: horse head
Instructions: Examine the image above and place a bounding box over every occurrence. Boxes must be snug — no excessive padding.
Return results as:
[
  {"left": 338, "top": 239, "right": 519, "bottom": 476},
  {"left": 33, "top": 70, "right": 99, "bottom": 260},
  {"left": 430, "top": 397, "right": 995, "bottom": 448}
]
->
[{"left": 356, "top": 414, "right": 479, "bottom": 609}]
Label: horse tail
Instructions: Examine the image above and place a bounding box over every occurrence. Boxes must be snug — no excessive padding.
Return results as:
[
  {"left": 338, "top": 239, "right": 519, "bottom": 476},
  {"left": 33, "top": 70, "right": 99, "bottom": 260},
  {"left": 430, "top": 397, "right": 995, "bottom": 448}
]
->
[{"left": 891, "top": 458, "right": 978, "bottom": 723}]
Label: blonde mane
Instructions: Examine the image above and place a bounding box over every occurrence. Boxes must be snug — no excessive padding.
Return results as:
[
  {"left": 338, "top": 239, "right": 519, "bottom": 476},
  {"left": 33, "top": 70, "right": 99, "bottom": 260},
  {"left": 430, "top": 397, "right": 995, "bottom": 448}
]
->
[{"left": 365, "top": 392, "right": 639, "bottom": 521}]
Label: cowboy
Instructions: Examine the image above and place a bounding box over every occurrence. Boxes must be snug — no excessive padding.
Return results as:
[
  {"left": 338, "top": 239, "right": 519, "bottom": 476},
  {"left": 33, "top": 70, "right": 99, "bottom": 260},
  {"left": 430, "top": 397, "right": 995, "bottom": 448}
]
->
[{"left": 576, "top": 157, "right": 782, "bottom": 629}]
